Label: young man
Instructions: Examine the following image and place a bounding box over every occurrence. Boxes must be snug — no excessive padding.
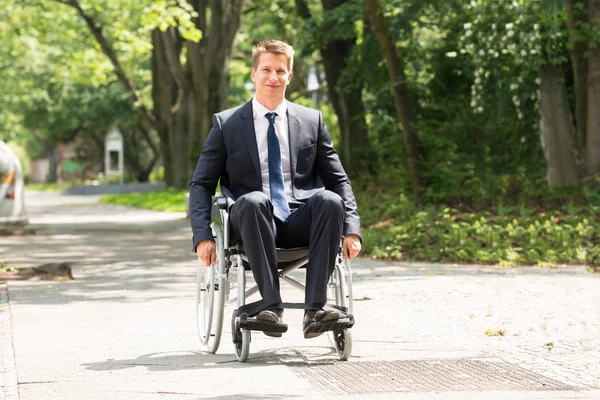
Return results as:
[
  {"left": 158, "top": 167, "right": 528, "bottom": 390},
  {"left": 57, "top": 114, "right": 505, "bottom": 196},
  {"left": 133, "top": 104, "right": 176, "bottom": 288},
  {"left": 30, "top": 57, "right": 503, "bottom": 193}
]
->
[{"left": 189, "top": 40, "right": 361, "bottom": 338}]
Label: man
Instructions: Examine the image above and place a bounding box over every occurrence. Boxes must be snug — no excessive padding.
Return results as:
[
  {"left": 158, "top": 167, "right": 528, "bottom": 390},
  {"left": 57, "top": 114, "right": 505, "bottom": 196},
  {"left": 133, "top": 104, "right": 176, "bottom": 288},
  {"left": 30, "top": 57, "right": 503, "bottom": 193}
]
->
[{"left": 189, "top": 40, "right": 361, "bottom": 338}]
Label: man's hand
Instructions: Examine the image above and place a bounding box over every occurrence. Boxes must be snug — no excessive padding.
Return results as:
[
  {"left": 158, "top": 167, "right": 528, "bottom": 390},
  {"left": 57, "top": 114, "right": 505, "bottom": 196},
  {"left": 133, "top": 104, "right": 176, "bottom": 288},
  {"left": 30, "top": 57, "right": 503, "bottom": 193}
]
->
[
  {"left": 196, "top": 240, "right": 217, "bottom": 266},
  {"left": 342, "top": 234, "right": 361, "bottom": 261}
]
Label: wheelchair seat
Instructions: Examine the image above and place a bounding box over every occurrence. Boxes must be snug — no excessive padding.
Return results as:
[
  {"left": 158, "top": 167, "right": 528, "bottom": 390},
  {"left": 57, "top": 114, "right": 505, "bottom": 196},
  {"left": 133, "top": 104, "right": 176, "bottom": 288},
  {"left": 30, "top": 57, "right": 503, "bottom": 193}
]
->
[{"left": 234, "top": 243, "right": 309, "bottom": 269}]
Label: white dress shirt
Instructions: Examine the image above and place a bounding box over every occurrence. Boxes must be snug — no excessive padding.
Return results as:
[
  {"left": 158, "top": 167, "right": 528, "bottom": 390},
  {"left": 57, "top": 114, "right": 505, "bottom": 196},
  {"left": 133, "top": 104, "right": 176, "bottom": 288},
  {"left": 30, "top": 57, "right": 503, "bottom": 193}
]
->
[{"left": 252, "top": 97, "right": 294, "bottom": 202}]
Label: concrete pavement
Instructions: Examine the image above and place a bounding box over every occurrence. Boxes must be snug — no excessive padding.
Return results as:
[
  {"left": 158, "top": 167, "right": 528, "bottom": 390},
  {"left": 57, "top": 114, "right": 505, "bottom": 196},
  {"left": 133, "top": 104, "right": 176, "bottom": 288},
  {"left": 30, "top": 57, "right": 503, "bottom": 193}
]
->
[{"left": 1, "top": 190, "right": 599, "bottom": 399}]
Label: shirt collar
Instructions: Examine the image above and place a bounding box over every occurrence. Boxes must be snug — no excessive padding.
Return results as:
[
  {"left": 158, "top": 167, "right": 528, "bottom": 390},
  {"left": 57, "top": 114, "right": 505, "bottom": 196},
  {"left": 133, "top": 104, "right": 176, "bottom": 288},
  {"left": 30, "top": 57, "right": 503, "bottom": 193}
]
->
[{"left": 252, "top": 97, "right": 287, "bottom": 119}]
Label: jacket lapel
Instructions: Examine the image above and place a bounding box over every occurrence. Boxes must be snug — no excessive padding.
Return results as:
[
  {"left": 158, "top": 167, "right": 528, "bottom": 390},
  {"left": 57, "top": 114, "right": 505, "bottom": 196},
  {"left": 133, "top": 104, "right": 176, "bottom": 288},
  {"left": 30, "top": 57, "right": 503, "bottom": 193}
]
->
[
  {"left": 287, "top": 100, "right": 301, "bottom": 183},
  {"left": 240, "top": 101, "right": 262, "bottom": 184}
]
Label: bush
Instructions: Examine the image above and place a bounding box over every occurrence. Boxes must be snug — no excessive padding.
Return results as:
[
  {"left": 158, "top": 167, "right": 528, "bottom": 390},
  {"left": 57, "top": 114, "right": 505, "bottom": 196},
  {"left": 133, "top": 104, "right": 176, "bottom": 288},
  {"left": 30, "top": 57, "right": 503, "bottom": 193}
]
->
[{"left": 361, "top": 204, "right": 600, "bottom": 267}]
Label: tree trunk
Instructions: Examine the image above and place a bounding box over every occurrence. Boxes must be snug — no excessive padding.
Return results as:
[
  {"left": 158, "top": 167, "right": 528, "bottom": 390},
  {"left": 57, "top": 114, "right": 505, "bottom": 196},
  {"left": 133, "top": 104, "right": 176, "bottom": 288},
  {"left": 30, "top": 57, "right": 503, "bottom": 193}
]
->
[
  {"left": 363, "top": 0, "right": 426, "bottom": 200},
  {"left": 320, "top": 37, "right": 369, "bottom": 175},
  {"left": 564, "top": 0, "right": 589, "bottom": 148},
  {"left": 586, "top": 0, "right": 600, "bottom": 178},
  {"left": 190, "top": 1, "right": 242, "bottom": 139},
  {"left": 152, "top": 0, "right": 243, "bottom": 189},
  {"left": 151, "top": 28, "right": 191, "bottom": 189},
  {"left": 46, "top": 144, "right": 59, "bottom": 183},
  {"left": 185, "top": 0, "right": 243, "bottom": 182},
  {"left": 287, "top": 56, "right": 309, "bottom": 99},
  {"left": 122, "top": 128, "right": 158, "bottom": 183},
  {"left": 540, "top": 66, "right": 581, "bottom": 187},
  {"left": 321, "top": 39, "right": 352, "bottom": 168},
  {"left": 295, "top": 0, "right": 369, "bottom": 175}
]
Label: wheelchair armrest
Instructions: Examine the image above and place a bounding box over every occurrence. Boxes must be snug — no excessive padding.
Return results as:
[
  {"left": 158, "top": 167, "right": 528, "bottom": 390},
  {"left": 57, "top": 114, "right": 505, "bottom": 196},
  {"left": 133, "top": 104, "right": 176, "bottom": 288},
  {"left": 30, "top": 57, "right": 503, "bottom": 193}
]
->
[
  {"left": 211, "top": 195, "right": 228, "bottom": 225},
  {"left": 212, "top": 195, "right": 228, "bottom": 210}
]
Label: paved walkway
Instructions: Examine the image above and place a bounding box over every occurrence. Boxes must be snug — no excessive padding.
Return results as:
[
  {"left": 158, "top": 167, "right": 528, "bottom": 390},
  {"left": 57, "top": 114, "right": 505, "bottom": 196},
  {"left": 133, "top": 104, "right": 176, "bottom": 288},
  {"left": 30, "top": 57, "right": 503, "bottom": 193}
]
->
[{"left": 1, "top": 190, "right": 599, "bottom": 399}]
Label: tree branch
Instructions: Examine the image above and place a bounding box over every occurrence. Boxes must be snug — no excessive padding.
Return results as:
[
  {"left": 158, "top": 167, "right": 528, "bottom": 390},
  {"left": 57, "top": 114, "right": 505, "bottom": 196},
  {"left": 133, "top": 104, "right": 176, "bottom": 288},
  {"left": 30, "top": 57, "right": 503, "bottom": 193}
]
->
[
  {"left": 243, "top": 5, "right": 260, "bottom": 15},
  {"left": 137, "top": 125, "right": 159, "bottom": 157},
  {"left": 223, "top": 0, "right": 244, "bottom": 49},
  {"left": 158, "top": 27, "right": 187, "bottom": 114},
  {"left": 191, "top": 0, "right": 208, "bottom": 38},
  {"left": 53, "top": 0, "right": 157, "bottom": 130},
  {"left": 295, "top": 0, "right": 312, "bottom": 19}
]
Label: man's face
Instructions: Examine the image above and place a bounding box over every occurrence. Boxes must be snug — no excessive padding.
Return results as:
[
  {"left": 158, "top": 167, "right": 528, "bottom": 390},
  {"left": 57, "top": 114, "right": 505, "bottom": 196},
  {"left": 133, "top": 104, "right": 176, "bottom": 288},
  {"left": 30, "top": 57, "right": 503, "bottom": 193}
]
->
[{"left": 251, "top": 52, "right": 292, "bottom": 103}]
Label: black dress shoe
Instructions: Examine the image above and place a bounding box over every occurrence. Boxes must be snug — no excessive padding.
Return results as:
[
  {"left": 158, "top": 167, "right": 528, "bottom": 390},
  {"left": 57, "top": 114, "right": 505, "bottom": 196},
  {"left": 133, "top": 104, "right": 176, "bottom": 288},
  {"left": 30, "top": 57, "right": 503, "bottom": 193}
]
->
[
  {"left": 303, "top": 308, "right": 341, "bottom": 339},
  {"left": 256, "top": 308, "right": 284, "bottom": 338}
]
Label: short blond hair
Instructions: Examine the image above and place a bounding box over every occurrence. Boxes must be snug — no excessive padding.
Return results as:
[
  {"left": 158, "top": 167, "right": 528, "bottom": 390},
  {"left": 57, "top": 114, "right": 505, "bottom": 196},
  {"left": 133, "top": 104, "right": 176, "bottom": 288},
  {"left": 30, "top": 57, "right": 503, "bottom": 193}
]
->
[{"left": 252, "top": 40, "right": 295, "bottom": 71}]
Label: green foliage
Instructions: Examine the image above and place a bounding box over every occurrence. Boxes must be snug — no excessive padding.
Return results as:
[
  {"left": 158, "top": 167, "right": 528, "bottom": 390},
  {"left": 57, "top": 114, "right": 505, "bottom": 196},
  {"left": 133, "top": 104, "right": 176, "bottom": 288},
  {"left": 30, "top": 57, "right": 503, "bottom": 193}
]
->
[
  {"left": 25, "top": 183, "right": 69, "bottom": 192},
  {"left": 296, "top": 0, "right": 362, "bottom": 55},
  {"left": 292, "top": 97, "right": 341, "bottom": 146},
  {"left": 456, "top": 0, "right": 568, "bottom": 121},
  {"left": 568, "top": 0, "right": 600, "bottom": 58},
  {"left": 140, "top": 1, "right": 201, "bottom": 42},
  {"left": 149, "top": 166, "right": 165, "bottom": 183},
  {"left": 227, "top": 59, "right": 253, "bottom": 106},
  {"left": 100, "top": 188, "right": 187, "bottom": 212},
  {"left": 360, "top": 197, "right": 600, "bottom": 267},
  {"left": 2, "top": 0, "right": 157, "bottom": 182},
  {"left": 353, "top": 0, "right": 562, "bottom": 210}
]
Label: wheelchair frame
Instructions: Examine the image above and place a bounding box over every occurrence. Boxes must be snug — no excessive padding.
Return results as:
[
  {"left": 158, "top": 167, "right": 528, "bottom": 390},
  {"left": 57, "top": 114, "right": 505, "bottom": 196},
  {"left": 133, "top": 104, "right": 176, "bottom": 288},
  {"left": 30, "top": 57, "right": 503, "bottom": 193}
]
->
[{"left": 196, "top": 196, "right": 355, "bottom": 362}]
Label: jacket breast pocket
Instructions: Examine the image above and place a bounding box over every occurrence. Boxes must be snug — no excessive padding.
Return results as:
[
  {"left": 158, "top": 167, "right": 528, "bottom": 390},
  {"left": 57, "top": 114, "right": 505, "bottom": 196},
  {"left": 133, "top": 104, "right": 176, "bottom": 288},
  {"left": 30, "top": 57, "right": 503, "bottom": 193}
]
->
[{"left": 296, "top": 144, "right": 316, "bottom": 176}]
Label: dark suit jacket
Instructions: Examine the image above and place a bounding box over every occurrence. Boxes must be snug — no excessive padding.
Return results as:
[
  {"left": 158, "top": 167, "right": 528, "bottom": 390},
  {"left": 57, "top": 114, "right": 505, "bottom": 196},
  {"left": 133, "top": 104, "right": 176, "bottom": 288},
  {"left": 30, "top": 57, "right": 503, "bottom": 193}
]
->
[{"left": 189, "top": 99, "right": 360, "bottom": 251}]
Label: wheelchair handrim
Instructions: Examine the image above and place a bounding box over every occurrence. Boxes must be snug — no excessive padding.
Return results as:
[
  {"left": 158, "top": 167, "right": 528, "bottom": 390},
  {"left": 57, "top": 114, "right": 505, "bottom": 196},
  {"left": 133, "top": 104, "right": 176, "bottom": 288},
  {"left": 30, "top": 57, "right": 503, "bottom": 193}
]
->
[{"left": 196, "top": 262, "right": 215, "bottom": 345}]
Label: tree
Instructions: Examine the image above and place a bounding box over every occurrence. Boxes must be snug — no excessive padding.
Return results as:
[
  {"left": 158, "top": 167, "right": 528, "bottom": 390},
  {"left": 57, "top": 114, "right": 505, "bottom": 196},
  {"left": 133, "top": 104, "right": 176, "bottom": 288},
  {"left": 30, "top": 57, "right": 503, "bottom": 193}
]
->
[
  {"left": 363, "top": 0, "right": 426, "bottom": 199},
  {"left": 456, "top": 0, "right": 586, "bottom": 188},
  {"left": 580, "top": 0, "right": 600, "bottom": 179},
  {"left": 296, "top": 0, "right": 369, "bottom": 174},
  {"left": 54, "top": 0, "right": 244, "bottom": 188},
  {"left": 1, "top": 0, "right": 158, "bottom": 182},
  {"left": 540, "top": 65, "right": 581, "bottom": 186},
  {"left": 565, "top": 0, "right": 588, "bottom": 147}
]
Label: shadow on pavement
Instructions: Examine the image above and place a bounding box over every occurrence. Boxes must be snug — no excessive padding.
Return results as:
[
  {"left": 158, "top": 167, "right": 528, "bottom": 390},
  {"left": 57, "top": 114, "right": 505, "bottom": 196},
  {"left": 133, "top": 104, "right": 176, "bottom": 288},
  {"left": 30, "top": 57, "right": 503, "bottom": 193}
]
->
[{"left": 81, "top": 346, "right": 341, "bottom": 372}]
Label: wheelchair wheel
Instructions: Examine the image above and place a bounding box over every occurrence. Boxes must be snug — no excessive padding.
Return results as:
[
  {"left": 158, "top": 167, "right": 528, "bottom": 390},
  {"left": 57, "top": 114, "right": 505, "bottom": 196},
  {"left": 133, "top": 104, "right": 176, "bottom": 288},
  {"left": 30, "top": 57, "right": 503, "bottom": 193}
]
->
[
  {"left": 332, "top": 327, "right": 352, "bottom": 361},
  {"left": 328, "top": 257, "right": 353, "bottom": 360},
  {"left": 196, "top": 223, "right": 226, "bottom": 354},
  {"left": 234, "top": 324, "right": 251, "bottom": 362}
]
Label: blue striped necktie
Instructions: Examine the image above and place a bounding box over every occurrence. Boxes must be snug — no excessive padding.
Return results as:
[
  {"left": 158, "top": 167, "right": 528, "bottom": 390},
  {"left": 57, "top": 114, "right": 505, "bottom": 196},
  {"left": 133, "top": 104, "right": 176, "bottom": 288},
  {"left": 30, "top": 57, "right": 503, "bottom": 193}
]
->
[{"left": 266, "top": 112, "right": 291, "bottom": 221}]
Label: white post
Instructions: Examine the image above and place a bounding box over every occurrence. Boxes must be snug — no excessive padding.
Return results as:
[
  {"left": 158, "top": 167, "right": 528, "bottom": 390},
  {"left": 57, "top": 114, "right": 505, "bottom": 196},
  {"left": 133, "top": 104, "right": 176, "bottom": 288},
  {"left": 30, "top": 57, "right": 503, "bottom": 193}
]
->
[{"left": 104, "top": 125, "right": 124, "bottom": 185}]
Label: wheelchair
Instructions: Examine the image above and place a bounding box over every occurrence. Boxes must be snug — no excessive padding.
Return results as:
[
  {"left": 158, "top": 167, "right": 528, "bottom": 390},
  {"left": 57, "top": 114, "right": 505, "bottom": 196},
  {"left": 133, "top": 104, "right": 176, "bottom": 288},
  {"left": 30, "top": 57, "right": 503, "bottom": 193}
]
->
[{"left": 196, "top": 195, "right": 355, "bottom": 362}]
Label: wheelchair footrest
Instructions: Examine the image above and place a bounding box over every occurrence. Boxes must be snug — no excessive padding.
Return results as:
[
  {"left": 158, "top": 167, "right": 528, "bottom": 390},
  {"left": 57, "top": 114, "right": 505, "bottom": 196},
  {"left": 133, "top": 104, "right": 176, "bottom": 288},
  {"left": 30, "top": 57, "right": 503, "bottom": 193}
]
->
[
  {"left": 239, "top": 314, "right": 288, "bottom": 334},
  {"left": 303, "top": 315, "right": 355, "bottom": 337}
]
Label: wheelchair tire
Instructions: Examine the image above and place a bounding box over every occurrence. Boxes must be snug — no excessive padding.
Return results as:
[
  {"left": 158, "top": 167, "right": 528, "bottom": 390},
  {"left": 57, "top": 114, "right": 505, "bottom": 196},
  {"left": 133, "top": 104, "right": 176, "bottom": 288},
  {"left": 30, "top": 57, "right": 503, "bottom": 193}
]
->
[
  {"left": 196, "top": 223, "right": 226, "bottom": 354},
  {"left": 234, "top": 326, "right": 251, "bottom": 362},
  {"left": 328, "top": 258, "right": 353, "bottom": 360},
  {"left": 333, "top": 328, "right": 352, "bottom": 361}
]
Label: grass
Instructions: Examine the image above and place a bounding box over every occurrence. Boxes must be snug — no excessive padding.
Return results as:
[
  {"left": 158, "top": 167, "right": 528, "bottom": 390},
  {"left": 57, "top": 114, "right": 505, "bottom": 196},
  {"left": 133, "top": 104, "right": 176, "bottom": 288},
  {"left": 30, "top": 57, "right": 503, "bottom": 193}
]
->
[
  {"left": 25, "top": 182, "right": 69, "bottom": 192},
  {"left": 99, "top": 188, "right": 187, "bottom": 212}
]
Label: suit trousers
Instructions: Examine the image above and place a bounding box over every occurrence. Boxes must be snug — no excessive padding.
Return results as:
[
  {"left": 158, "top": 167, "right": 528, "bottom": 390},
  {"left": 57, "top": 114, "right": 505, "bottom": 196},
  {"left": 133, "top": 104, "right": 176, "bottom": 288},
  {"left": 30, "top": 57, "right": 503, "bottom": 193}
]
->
[{"left": 229, "top": 190, "right": 345, "bottom": 308}]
